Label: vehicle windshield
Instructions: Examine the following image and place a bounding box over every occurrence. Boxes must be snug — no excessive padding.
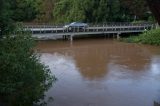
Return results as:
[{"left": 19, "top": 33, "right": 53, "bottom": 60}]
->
[{"left": 70, "top": 22, "right": 78, "bottom": 25}]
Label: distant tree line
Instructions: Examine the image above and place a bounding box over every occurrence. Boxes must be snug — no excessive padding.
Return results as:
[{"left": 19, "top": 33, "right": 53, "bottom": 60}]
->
[
  {"left": 52, "top": 0, "right": 154, "bottom": 23},
  {"left": 0, "top": 0, "right": 160, "bottom": 33}
]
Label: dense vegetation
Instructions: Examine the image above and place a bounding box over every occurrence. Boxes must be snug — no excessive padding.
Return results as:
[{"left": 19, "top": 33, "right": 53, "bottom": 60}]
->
[
  {"left": 52, "top": 0, "right": 153, "bottom": 23},
  {"left": 0, "top": 0, "right": 42, "bottom": 35},
  {"left": 1, "top": 0, "right": 159, "bottom": 25},
  {"left": 0, "top": 1, "right": 56, "bottom": 106},
  {"left": 146, "top": 0, "right": 160, "bottom": 24},
  {"left": 122, "top": 28, "right": 160, "bottom": 45},
  {"left": 0, "top": 28, "right": 56, "bottom": 106}
]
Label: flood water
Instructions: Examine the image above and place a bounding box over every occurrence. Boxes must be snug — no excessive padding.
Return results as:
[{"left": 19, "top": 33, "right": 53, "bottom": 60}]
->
[{"left": 36, "top": 39, "right": 160, "bottom": 106}]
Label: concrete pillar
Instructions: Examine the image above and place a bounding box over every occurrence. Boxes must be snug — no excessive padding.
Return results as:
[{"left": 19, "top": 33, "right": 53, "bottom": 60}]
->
[
  {"left": 117, "top": 33, "right": 120, "bottom": 39},
  {"left": 67, "top": 35, "right": 70, "bottom": 40},
  {"left": 70, "top": 35, "right": 73, "bottom": 41}
]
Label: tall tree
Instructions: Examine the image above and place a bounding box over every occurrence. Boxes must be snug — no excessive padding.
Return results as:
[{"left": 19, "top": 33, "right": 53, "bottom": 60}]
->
[
  {"left": 53, "top": 0, "right": 85, "bottom": 23},
  {"left": 53, "top": 0, "right": 125, "bottom": 23},
  {"left": 36, "top": 0, "right": 56, "bottom": 23},
  {"left": 146, "top": 0, "right": 160, "bottom": 24},
  {"left": 12, "top": 0, "right": 42, "bottom": 22},
  {"left": 120, "top": 0, "right": 149, "bottom": 20},
  {"left": 0, "top": 0, "right": 14, "bottom": 35},
  {"left": 52, "top": 0, "right": 151, "bottom": 23},
  {"left": 0, "top": 0, "right": 43, "bottom": 35}
]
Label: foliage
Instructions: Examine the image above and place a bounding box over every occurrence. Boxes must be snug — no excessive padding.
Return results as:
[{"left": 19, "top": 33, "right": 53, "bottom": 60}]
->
[
  {"left": 11, "top": 0, "right": 42, "bottom": 22},
  {"left": 0, "top": 26, "right": 56, "bottom": 106},
  {"left": 52, "top": 0, "right": 85, "bottom": 23},
  {"left": 0, "top": 0, "right": 14, "bottom": 35},
  {"left": 36, "top": 0, "right": 56, "bottom": 23},
  {"left": 120, "top": 0, "right": 149, "bottom": 20},
  {"left": 122, "top": 28, "right": 160, "bottom": 45},
  {"left": 146, "top": 0, "right": 160, "bottom": 25},
  {"left": 52, "top": 0, "right": 151, "bottom": 24},
  {"left": 0, "top": 0, "right": 155, "bottom": 25},
  {"left": 0, "top": 0, "right": 42, "bottom": 36},
  {"left": 0, "top": 0, "right": 56, "bottom": 105}
]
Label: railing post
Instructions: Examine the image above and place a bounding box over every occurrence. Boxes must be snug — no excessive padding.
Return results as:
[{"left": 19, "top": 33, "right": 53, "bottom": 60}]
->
[
  {"left": 56, "top": 26, "right": 57, "bottom": 33},
  {"left": 63, "top": 27, "right": 64, "bottom": 33},
  {"left": 78, "top": 26, "right": 80, "bottom": 32},
  {"left": 103, "top": 24, "right": 104, "bottom": 32},
  {"left": 40, "top": 27, "right": 42, "bottom": 34},
  {"left": 67, "top": 26, "right": 68, "bottom": 33},
  {"left": 87, "top": 26, "right": 89, "bottom": 32}
]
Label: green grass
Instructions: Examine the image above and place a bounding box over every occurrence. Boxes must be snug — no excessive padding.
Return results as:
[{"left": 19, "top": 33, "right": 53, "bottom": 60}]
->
[{"left": 122, "top": 28, "right": 160, "bottom": 45}]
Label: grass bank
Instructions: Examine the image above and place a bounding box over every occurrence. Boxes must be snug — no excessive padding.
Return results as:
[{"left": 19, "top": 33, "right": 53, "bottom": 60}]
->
[{"left": 122, "top": 28, "right": 160, "bottom": 45}]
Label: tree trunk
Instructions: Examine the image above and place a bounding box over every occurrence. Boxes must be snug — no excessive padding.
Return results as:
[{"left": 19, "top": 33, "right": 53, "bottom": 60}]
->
[{"left": 146, "top": 0, "right": 160, "bottom": 25}]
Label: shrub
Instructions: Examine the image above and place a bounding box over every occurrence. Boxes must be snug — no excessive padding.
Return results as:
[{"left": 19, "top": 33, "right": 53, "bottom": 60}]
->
[
  {"left": 122, "top": 28, "right": 160, "bottom": 45},
  {"left": 0, "top": 29, "right": 56, "bottom": 106}
]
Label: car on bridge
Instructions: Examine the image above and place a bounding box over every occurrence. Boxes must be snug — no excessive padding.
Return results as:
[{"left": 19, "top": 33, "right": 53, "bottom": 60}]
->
[{"left": 63, "top": 22, "right": 88, "bottom": 31}]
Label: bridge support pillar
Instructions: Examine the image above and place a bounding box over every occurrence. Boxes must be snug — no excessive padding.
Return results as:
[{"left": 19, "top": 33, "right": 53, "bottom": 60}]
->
[
  {"left": 63, "top": 35, "right": 66, "bottom": 40},
  {"left": 70, "top": 35, "right": 73, "bottom": 41},
  {"left": 117, "top": 33, "right": 120, "bottom": 39}
]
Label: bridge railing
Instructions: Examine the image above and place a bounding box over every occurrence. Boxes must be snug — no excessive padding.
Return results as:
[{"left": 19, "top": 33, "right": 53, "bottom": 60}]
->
[
  {"left": 24, "top": 22, "right": 155, "bottom": 34},
  {"left": 24, "top": 22, "right": 154, "bottom": 28}
]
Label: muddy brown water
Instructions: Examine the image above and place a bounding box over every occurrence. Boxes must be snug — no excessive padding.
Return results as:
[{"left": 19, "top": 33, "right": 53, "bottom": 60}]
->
[{"left": 36, "top": 39, "right": 160, "bottom": 106}]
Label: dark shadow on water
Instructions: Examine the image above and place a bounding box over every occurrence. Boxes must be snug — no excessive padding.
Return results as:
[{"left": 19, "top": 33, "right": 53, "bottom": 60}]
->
[
  {"left": 37, "top": 96, "right": 54, "bottom": 106},
  {"left": 0, "top": 97, "right": 53, "bottom": 106},
  {"left": 154, "top": 101, "right": 160, "bottom": 106}
]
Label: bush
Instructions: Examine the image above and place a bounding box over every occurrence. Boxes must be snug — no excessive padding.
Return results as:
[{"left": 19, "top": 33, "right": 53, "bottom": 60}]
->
[
  {"left": 0, "top": 29, "right": 56, "bottom": 106},
  {"left": 122, "top": 28, "right": 160, "bottom": 45}
]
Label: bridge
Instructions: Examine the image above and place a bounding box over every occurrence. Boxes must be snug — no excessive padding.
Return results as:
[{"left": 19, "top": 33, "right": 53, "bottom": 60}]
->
[{"left": 25, "top": 23, "right": 155, "bottom": 41}]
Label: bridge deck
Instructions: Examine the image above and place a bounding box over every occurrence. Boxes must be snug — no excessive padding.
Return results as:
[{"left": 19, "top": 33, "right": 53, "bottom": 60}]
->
[{"left": 25, "top": 23, "right": 154, "bottom": 40}]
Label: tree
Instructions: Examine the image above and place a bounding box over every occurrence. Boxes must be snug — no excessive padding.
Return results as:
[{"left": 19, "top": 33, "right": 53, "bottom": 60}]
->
[
  {"left": 0, "top": 0, "right": 14, "bottom": 36},
  {"left": 11, "top": 0, "right": 43, "bottom": 22},
  {"left": 146, "top": 0, "right": 160, "bottom": 24},
  {"left": 0, "top": 27, "right": 56, "bottom": 106},
  {"left": 0, "top": 0, "right": 43, "bottom": 35},
  {"left": 53, "top": 0, "right": 122, "bottom": 23},
  {"left": 52, "top": 0, "right": 85, "bottom": 23},
  {"left": 52, "top": 0, "right": 151, "bottom": 23},
  {"left": 0, "top": 1, "right": 56, "bottom": 105},
  {"left": 120, "top": 0, "right": 149, "bottom": 20},
  {"left": 36, "top": 0, "right": 56, "bottom": 23}
]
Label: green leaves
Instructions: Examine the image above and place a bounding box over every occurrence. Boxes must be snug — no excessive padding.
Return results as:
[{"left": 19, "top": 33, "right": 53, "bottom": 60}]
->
[
  {"left": 123, "top": 28, "right": 160, "bottom": 45},
  {"left": 52, "top": 0, "right": 151, "bottom": 23},
  {"left": 53, "top": 0, "right": 85, "bottom": 23},
  {"left": 0, "top": 0, "right": 42, "bottom": 36},
  {"left": 12, "top": 0, "right": 41, "bottom": 21},
  {"left": 0, "top": 28, "right": 56, "bottom": 106}
]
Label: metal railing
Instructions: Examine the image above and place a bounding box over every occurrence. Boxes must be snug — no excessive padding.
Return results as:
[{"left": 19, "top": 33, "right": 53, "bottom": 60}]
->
[{"left": 23, "top": 22, "right": 156, "bottom": 36}]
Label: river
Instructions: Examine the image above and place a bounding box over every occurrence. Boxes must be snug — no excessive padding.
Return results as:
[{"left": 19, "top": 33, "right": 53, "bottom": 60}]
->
[{"left": 36, "top": 39, "right": 160, "bottom": 106}]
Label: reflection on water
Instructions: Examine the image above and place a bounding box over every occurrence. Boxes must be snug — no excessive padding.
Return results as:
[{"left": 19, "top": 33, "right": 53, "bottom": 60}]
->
[{"left": 37, "top": 39, "right": 160, "bottom": 106}]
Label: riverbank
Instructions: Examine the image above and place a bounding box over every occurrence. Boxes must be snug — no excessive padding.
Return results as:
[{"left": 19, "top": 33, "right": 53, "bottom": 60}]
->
[{"left": 121, "top": 28, "right": 160, "bottom": 45}]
